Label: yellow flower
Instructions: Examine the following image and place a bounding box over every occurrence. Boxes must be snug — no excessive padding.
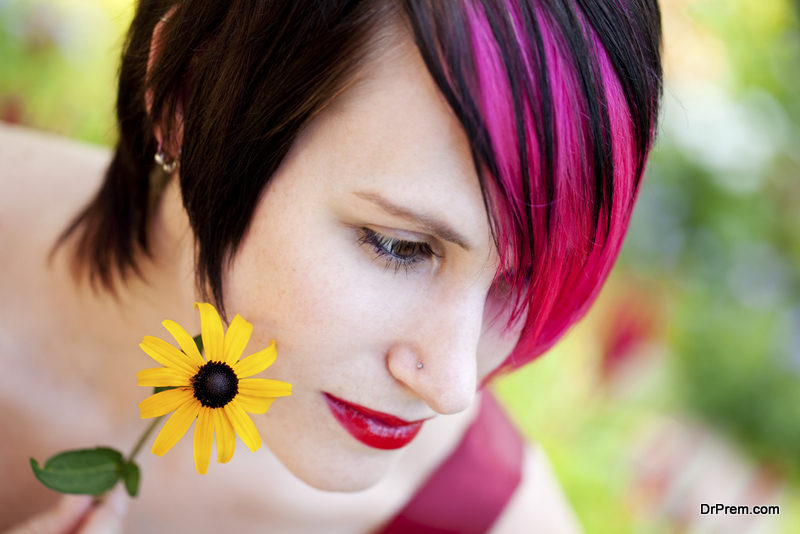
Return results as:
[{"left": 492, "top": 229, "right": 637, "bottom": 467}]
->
[{"left": 137, "top": 302, "right": 292, "bottom": 474}]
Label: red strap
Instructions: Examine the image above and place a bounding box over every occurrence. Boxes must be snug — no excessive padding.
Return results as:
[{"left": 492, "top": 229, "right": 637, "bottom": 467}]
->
[{"left": 377, "top": 393, "right": 524, "bottom": 534}]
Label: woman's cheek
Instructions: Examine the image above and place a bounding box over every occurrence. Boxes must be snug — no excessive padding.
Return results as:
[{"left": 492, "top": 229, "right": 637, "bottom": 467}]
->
[
  {"left": 229, "top": 239, "right": 370, "bottom": 344},
  {"left": 476, "top": 295, "right": 526, "bottom": 379}
]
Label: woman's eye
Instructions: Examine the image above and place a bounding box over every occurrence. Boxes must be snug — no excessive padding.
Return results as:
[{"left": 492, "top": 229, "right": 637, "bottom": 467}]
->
[{"left": 358, "top": 227, "right": 438, "bottom": 273}]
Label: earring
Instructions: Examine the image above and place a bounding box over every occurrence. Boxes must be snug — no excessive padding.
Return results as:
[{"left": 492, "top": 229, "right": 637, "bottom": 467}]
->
[
  {"left": 416, "top": 361, "right": 424, "bottom": 370},
  {"left": 154, "top": 141, "right": 179, "bottom": 173}
]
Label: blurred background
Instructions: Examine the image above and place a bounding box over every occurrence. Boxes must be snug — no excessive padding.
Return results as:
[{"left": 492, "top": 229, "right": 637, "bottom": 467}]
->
[{"left": 1, "top": 0, "right": 798, "bottom": 532}]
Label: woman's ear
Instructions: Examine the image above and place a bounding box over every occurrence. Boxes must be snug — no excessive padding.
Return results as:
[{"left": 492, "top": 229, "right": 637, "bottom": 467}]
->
[{"left": 146, "top": 7, "right": 183, "bottom": 156}]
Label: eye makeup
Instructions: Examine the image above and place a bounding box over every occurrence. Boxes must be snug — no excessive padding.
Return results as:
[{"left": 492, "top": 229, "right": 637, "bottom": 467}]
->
[{"left": 357, "top": 227, "right": 441, "bottom": 274}]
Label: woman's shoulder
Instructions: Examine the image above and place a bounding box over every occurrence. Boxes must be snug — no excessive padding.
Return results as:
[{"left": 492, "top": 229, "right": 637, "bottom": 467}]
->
[
  {"left": 0, "top": 122, "right": 110, "bottom": 284},
  {"left": 491, "top": 443, "right": 584, "bottom": 533},
  {"left": 0, "top": 122, "right": 109, "bottom": 221},
  {"left": 0, "top": 124, "right": 117, "bottom": 529},
  {"left": 0, "top": 122, "right": 112, "bottom": 395},
  {"left": 0, "top": 121, "right": 110, "bottom": 165}
]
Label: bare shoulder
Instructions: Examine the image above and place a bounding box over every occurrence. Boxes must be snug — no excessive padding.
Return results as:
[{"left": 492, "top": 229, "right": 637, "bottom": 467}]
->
[
  {"left": 0, "top": 122, "right": 110, "bottom": 232},
  {"left": 0, "top": 121, "right": 112, "bottom": 368},
  {"left": 0, "top": 122, "right": 110, "bottom": 277},
  {"left": 491, "top": 444, "right": 584, "bottom": 533},
  {"left": 0, "top": 123, "right": 115, "bottom": 529},
  {"left": 0, "top": 122, "right": 110, "bottom": 174},
  {"left": 0, "top": 121, "right": 111, "bottom": 407}
]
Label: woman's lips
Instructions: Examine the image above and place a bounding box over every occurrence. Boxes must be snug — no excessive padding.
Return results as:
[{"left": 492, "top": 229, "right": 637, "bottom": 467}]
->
[{"left": 322, "top": 392, "right": 427, "bottom": 450}]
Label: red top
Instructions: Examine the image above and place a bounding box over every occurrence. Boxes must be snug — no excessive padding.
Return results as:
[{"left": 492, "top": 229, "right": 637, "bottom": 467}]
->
[{"left": 376, "top": 393, "right": 525, "bottom": 534}]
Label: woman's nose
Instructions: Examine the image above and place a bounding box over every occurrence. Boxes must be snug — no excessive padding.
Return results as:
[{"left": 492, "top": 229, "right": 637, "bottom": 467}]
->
[{"left": 386, "top": 289, "right": 485, "bottom": 415}]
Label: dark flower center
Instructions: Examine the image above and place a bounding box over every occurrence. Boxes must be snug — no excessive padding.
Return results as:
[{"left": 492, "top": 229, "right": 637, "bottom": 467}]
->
[{"left": 192, "top": 361, "right": 238, "bottom": 408}]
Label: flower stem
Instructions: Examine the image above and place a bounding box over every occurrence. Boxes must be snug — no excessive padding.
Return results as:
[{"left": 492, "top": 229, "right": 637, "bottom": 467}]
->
[{"left": 126, "top": 416, "right": 164, "bottom": 463}]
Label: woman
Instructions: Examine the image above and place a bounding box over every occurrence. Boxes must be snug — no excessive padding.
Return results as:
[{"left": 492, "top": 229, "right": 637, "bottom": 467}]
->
[{"left": 0, "top": 0, "right": 662, "bottom": 532}]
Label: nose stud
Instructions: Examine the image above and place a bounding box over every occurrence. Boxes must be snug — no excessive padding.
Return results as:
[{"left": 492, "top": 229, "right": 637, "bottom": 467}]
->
[{"left": 416, "top": 361, "right": 423, "bottom": 370}]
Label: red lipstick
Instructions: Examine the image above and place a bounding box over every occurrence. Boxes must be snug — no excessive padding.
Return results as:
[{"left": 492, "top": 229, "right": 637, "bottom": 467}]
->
[{"left": 323, "top": 392, "right": 426, "bottom": 450}]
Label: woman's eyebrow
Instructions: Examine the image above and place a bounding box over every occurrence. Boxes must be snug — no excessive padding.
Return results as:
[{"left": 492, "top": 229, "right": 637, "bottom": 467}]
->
[{"left": 353, "top": 190, "right": 472, "bottom": 250}]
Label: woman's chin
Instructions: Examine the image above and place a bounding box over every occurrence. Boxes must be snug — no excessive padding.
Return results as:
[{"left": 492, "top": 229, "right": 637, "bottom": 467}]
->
[
  {"left": 252, "top": 390, "right": 407, "bottom": 492},
  {"left": 296, "top": 468, "right": 386, "bottom": 493},
  {"left": 274, "top": 444, "right": 398, "bottom": 492}
]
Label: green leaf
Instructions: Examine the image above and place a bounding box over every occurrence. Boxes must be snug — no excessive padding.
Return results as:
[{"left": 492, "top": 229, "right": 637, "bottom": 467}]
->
[
  {"left": 121, "top": 461, "right": 140, "bottom": 497},
  {"left": 154, "top": 386, "right": 176, "bottom": 394},
  {"left": 30, "top": 447, "right": 124, "bottom": 495}
]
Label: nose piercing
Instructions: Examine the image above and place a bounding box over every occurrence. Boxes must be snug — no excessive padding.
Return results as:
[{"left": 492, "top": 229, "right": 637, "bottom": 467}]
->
[{"left": 416, "top": 361, "right": 423, "bottom": 370}]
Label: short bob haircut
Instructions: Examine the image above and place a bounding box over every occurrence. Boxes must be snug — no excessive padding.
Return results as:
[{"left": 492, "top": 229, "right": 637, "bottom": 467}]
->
[{"left": 58, "top": 0, "right": 662, "bottom": 375}]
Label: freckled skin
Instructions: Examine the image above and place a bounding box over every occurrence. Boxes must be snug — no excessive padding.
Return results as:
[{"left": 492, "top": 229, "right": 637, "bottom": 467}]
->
[{"left": 182, "top": 32, "right": 526, "bottom": 492}]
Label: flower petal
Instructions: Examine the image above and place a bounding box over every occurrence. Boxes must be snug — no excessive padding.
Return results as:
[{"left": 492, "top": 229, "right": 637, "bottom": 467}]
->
[
  {"left": 140, "top": 336, "right": 197, "bottom": 376},
  {"left": 162, "top": 319, "right": 206, "bottom": 368},
  {"left": 193, "top": 407, "right": 214, "bottom": 474},
  {"left": 233, "top": 340, "right": 276, "bottom": 378},
  {"left": 224, "top": 399, "right": 261, "bottom": 452},
  {"left": 139, "top": 388, "right": 193, "bottom": 418},
  {"left": 196, "top": 303, "right": 224, "bottom": 363},
  {"left": 151, "top": 399, "right": 200, "bottom": 456},
  {"left": 137, "top": 367, "right": 192, "bottom": 387},
  {"left": 238, "top": 378, "right": 292, "bottom": 398},
  {"left": 213, "top": 408, "right": 235, "bottom": 463},
  {"left": 223, "top": 314, "right": 253, "bottom": 366},
  {"left": 236, "top": 394, "right": 274, "bottom": 414}
]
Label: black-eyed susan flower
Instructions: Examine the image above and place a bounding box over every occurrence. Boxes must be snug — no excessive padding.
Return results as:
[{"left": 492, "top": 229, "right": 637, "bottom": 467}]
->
[{"left": 137, "top": 302, "right": 291, "bottom": 474}]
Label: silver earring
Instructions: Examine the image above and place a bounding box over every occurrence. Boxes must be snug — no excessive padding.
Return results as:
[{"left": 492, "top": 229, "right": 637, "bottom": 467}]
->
[
  {"left": 416, "top": 361, "right": 423, "bottom": 370},
  {"left": 154, "top": 142, "right": 179, "bottom": 173}
]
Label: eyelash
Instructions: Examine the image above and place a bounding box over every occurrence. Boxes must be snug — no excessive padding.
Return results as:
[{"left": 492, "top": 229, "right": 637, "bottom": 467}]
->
[
  {"left": 357, "top": 227, "right": 534, "bottom": 291},
  {"left": 358, "top": 227, "right": 440, "bottom": 274}
]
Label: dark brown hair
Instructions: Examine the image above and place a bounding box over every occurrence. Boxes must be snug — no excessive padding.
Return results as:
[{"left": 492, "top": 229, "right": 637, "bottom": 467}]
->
[
  {"left": 57, "top": 0, "right": 662, "bottom": 370},
  {"left": 56, "top": 0, "right": 400, "bottom": 302}
]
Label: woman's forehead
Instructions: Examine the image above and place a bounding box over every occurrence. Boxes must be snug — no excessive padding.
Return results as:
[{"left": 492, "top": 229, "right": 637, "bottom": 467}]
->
[{"left": 290, "top": 29, "right": 495, "bottom": 255}]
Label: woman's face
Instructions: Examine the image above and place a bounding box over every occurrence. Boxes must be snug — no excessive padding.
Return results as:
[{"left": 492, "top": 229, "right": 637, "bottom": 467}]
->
[{"left": 220, "top": 31, "right": 524, "bottom": 491}]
